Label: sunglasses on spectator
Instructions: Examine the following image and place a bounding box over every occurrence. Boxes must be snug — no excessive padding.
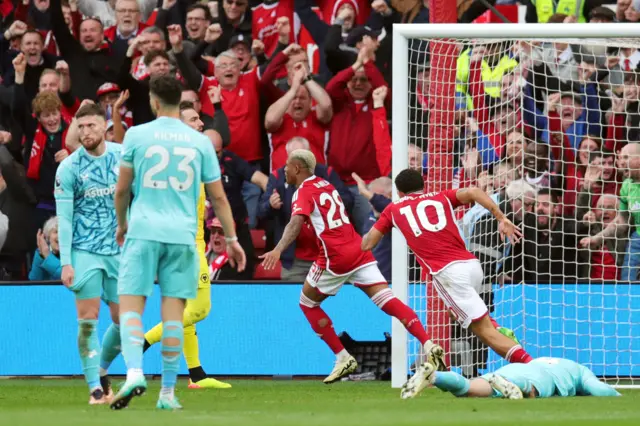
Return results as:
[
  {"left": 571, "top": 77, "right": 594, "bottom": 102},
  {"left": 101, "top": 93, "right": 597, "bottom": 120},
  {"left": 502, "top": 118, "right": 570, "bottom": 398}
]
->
[
  {"left": 225, "top": 0, "right": 247, "bottom": 6},
  {"left": 210, "top": 227, "right": 224, "bottom": 236}
]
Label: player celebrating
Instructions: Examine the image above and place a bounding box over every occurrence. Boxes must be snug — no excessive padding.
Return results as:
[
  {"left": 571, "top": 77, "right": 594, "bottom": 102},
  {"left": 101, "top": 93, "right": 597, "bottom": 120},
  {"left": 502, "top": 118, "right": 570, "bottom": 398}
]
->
[
  {"left": 111, "top": 76, "right": 245, "bottom": 411},
  {"left": 411, "top": 357, "right": 620, "bottom": 399},
  {"left": 55, "top": 103, "right": 124, "bottom": 405},
  {"left": 361, "top": 168, "right": 533, "bottom": 398},
  {"left": 260, "top": 149, "right": 445, "bottom": 385},
  {"left": 142, "top": 98, "right": 231, "bottom": 390}
]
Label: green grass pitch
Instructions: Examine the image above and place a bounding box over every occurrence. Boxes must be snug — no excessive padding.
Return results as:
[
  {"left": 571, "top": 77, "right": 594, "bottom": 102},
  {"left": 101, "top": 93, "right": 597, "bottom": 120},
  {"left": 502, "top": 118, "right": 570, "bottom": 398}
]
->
[{"left": 1, "top": 379, "right": 640, "bottom": 426}]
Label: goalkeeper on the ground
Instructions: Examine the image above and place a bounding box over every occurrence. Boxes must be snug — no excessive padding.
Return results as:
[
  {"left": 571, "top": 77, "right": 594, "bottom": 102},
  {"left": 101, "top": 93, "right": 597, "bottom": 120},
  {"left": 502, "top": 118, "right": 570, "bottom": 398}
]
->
[{"left": 406, "top": 357, "right": 620, "bottom": 399}]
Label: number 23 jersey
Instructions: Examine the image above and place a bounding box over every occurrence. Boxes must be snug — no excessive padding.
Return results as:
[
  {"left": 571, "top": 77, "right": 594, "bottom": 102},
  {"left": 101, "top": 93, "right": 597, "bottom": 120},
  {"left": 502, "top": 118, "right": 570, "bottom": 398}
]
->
[
  {"left": 292, "top": 175, "right": 375, "bottom": 275},
  {"left": 374, "top": 190, "right": 476, "bottom": 274}
]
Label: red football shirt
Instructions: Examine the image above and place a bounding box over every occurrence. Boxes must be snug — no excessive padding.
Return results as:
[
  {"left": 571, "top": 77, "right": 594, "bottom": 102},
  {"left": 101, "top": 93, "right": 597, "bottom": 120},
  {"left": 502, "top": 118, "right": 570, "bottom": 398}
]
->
[
  {"left": 292, "top": 175, "right": 375, "bottom": 274},
  {"left": 252, "top": 0, "right": 295, "bottom": 57},
  {"left": 199, "top": 69, "right": 263, "bottom": 162},
  {"left": 374, "top": 190, "right": 477, "bottom": 274},
  {"left": 295, "top": 220, "right": 319, "bottom": 261},
  {"left": 268, "top": 110, "right": 328, "bottom": 172}
]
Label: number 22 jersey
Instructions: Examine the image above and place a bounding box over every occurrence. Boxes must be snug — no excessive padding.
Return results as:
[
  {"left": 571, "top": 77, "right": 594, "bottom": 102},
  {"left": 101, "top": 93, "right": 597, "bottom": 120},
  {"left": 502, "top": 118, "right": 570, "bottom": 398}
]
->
[
  {"left": 292, "top": 175, "right": 375, "bottom": 275},
  {"left": 374, "top": 190, "right": 477, "bottom": 274}
]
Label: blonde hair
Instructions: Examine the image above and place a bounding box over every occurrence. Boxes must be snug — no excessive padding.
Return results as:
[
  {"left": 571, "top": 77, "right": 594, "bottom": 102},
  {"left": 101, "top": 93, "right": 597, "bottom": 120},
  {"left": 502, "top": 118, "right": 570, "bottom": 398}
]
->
[
  {"left": 42, "top": 216, "right": 58, "bottom": 240},
  {"left": 289, "top": 149, "right": 316, "bottom": 172},
  {"left": 505, "top": 179, "right": 536, "bottom": 201}
]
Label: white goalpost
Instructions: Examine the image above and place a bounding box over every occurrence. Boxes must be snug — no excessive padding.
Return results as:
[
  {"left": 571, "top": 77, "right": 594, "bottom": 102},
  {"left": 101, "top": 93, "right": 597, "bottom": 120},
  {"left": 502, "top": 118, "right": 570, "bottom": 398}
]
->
[{"left": 391, "top": 23, "right": 640, "bottom": 389}]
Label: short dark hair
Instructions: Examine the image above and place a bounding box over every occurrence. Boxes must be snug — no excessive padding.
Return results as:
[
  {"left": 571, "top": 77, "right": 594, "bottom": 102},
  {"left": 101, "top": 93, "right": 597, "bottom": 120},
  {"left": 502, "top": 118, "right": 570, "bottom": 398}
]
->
[
  {"left": 186, "top": 4, "right": 212, "bottom": 21},
  {"left": 75, "top": 103, "right": 106, "bottom": 120},
  {"left": 21, "top": 30, "right": 43, "bottom": 42},
  {"left": 537, "top": 187, "right": 558, "bottom": 203},
  {"left": 395, "top": 169, "right": 424, "bottom": 194},
  {"left": 179, "top": 101, "right": 196, "bottom": 112},
  {"left": 150, "top": 75, "right": 183, "bottom": 107},
  {"left": 144, "top": 49, "right": 169, "bottom": 67}
]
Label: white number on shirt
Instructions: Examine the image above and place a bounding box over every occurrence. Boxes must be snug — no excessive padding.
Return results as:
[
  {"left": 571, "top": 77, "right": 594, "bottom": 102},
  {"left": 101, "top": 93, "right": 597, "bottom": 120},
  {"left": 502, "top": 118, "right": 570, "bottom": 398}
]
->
[
  {"left": 143, "top": 146, "right": 197, "bottom": 191},
  {"left": 399, "top": 200, "right": 447, "bottom": 237},
  {"left": 319, "top": 190, "right": 350, "bottom": 229}
]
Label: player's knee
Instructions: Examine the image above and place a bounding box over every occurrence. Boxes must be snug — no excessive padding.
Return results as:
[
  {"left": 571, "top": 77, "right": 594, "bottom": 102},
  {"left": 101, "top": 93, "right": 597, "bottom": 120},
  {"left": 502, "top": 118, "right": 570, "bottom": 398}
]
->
[{"left": 299, "top": 292, "right": 320, "bottom": 312}]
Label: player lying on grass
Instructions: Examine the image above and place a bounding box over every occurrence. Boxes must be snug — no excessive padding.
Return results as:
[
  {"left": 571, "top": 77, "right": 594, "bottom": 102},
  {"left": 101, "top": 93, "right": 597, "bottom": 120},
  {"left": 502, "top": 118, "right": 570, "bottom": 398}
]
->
[
  {"left": 361, "top": 169, "right": 534, "bottom": 398},
  {"left": 407, "top": 357, "right": 621, "bottom": 399},
  {"left": 55, "top": 102, "right": 124, "bottom": 405},
  {"left": 141, "top": 97, "right": 230, "bottom": 390},
  {"left": 260, "top": 149, "right": 446, "bottom": 386}
]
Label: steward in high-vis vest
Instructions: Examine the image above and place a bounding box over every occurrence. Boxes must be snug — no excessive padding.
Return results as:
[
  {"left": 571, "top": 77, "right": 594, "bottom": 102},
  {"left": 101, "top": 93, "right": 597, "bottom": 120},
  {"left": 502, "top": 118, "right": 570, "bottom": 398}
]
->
[
  {"left": 456, "top": 43, "right": 518, "bottom": 110},
  {"left": 529, "top": 0, "right": 587, "bottom": 23}
]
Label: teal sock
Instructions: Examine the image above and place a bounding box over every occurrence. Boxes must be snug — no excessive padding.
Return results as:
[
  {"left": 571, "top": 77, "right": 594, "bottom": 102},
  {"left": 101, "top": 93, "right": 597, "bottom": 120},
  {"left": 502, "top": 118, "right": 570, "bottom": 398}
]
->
[
  {"left": 78, "top": 319, "right": 101, "bottom": 391},
  {"left": 161, "top": 321, "right": 184, "bottom": 390},
  {"left": 434, "top": 371, "right": 470, "bottom": 397},
  {"left": 120, "top": 312, "right": 144, "bottom": 371},
  {"left": 100, "top": 323, "right": 121, "bottom": 374}
]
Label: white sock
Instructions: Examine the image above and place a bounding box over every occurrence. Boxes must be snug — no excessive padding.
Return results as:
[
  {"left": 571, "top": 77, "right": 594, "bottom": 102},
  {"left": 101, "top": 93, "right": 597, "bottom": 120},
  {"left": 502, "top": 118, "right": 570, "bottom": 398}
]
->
[
  {"left": 160, "top": 386, "right": 175, "bottom": 399},
  {"left": 126, "top": 368, "right": 144, "bottom": 382},
  {"left": 336, "top": 349, "right": 350, "bottom": 361}
]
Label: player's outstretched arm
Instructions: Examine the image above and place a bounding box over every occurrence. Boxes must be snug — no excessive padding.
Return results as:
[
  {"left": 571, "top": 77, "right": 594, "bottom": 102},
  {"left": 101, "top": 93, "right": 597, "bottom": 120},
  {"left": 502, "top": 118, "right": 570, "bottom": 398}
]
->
[
  {"left": 456, "top": 187, "right": 523, "bottom": 244},
  {"left": 260, "top": 215, "right": 304, "bottom": 270},
  {"left": 361, "top": 227, "right": 384, "bottom": 251},
  {"left": 205, "top": 180, "right": 246, "bottom": 272}
]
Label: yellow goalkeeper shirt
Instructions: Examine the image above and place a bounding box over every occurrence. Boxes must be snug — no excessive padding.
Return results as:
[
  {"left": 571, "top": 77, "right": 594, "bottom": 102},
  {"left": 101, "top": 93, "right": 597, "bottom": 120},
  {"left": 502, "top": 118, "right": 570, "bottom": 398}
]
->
[{"left": 196, "top": 184, "right": 210, "bottom": 288}]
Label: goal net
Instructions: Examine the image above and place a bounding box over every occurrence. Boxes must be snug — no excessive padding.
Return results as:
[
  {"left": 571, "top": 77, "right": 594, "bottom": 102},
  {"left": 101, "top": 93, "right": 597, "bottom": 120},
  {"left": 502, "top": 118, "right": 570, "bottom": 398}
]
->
[{"left": 391, "top": 23, "right": 640, "bottom": 389}]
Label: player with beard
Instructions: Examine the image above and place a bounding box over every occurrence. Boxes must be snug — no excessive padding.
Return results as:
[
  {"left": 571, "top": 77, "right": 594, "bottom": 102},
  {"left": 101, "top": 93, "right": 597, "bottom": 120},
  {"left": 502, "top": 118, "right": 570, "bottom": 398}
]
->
[
  {"left": 142, "top": 99, "right": 232, "bottom": 390},
  {"left": 54, "top": 103, "right": 123, "bottom": 404}
]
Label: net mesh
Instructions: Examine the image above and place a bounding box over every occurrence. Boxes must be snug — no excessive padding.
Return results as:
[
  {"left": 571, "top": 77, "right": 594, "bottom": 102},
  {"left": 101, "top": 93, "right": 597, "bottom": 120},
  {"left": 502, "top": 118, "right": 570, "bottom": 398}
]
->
[{"left": 403, "top": 36, "right": 640, "bottom": 385}]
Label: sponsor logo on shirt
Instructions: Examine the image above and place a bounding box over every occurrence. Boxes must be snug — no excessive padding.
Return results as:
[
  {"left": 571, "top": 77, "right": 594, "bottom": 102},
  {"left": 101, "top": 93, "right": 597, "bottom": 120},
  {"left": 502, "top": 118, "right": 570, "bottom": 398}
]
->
[
  {"left": 84, "top": 184, "right": 116, "bottom": 198},
  {"left": 54, "top": 176, "right": 63, "bottom": 194}
]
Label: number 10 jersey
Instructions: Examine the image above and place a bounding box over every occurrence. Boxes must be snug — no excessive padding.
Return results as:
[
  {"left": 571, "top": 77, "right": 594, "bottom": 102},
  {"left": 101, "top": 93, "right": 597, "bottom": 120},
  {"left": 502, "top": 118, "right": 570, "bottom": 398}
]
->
[
  {"left": 292, "top": 175, "right": 376, "bottom": 275},
  {"left": 374, "top": 190, "right": 477, "bottom": 274}
]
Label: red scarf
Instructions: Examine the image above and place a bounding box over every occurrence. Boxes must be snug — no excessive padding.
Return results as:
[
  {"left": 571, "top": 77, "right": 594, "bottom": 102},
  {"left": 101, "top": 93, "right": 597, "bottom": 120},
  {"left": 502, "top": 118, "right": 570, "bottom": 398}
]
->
[
  {"left": 26, "top": 121, "right": 69, "bottom": 180},
  {"left": 208, "top": 252, "right": 229, "bottom": 278}
]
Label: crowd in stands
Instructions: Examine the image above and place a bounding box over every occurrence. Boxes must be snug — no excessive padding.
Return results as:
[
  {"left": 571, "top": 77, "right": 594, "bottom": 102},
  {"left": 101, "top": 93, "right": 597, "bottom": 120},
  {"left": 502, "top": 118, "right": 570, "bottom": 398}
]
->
[{"left": 2, "top": 0, "right": 640, "bottom": 288}]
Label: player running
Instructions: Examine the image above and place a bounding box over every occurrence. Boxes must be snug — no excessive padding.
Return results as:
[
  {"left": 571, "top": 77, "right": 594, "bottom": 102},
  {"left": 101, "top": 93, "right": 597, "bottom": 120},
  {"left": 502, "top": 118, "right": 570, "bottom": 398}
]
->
[
  {"left": 260, "top": 149, "right": 446, "bottom": 385},
  {"left": 410, "top": 357, "right": 620, "bottom": 399},
  {"left": 361, "top": 168, "right": 533, "bottom": 398},
  {"left": 142, "top": 99, "right": 231, "bottom": 390},
  {"left": 55, "top": 103, "right": 124, "bottom": 405},
  {"left": 111, "top": 76, "right": 245, "bottom": 411}
]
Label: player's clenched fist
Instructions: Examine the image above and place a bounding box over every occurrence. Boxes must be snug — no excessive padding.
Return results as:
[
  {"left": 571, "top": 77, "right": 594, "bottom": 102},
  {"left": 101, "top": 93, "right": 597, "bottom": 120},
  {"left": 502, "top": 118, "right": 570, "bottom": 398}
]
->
[
  {"left": 252, "top": 39, "right": 265, "bottom": 56},
  {"left": 55, "top": 60, "right": 69, "bottom": 75},
  {"left": 372, "top": 86, "right": 387, "bottom": 108},
  {"left": 61, "top": 265, "right": 75, "bottom": 287}
]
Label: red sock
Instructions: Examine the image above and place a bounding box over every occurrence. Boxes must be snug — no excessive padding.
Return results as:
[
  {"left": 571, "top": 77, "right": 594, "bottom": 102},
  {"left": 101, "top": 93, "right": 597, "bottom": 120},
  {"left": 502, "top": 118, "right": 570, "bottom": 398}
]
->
[
  {"left": 489, "top": 316, "right": 500, "bottom": 329},
  {"left": 506, "top": 345, "right": 533, "bottom": 363},
  {"left": 299, "top": 304, "right": 345, "bottom": 354},
  {"left": 371, "top": 288, "right": 431, "bottom": 345}
]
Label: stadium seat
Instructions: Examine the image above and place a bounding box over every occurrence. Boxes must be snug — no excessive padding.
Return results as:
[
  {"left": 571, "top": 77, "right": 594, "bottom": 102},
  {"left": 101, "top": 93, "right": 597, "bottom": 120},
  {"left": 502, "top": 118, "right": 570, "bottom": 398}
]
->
[
  {"left": 254, "top": 260, "right": 281, "bottom": 280},
  {"left": 251, "top": 229, "right": 266, "bottom": 256}
]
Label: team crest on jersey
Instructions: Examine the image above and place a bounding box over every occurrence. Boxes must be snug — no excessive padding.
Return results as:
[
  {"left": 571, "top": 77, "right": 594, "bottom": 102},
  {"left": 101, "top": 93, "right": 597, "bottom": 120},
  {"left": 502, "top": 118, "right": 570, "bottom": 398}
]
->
[
  {"left": 54, "top": 176, "right": 63, "bottom": 194},
  {"left": 200, "top": 273, "right": 209, "bottom": 284}
]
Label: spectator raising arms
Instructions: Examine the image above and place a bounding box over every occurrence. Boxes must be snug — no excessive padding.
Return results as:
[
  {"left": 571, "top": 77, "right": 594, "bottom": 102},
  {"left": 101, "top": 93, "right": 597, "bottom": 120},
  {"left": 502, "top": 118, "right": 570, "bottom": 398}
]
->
[
  {"left": 325, "top": 44, "right": 390, "bottom": 234},
  {"left": 265, "top": 54, "right": 332, "bottom": 171}
]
